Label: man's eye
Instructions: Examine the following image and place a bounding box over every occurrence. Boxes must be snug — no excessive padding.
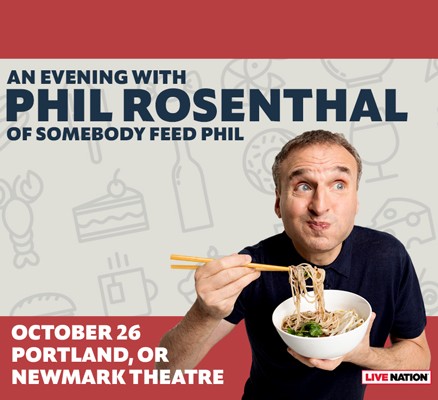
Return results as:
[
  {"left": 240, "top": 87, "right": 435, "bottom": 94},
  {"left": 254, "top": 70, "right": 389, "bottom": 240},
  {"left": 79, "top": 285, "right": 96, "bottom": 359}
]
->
[
  {"left": 297, "top": 183, "right": 311, "bottom": 191},
  {"left": 334, "top": 182, "right": 345, "bottom": 190}
]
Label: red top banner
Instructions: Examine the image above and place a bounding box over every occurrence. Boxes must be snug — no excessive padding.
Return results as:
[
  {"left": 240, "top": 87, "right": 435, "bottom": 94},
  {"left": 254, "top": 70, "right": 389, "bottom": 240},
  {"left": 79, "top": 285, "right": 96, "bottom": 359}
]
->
[{"left": 1, "top": 0, "right": 437, "bottom": 58}]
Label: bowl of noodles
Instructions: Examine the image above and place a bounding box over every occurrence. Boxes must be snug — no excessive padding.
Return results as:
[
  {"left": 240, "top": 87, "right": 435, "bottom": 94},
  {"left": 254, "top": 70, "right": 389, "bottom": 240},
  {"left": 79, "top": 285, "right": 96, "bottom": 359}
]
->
[{"left": 272, "top": 264, "right": 372, "bottom": 360}]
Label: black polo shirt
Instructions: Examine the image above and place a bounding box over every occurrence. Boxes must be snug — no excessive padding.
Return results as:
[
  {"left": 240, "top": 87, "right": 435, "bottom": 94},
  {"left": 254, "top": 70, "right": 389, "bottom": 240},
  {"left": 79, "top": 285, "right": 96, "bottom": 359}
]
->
[{"left": 225, "top": 226, "right": 426, "bottom": 400}]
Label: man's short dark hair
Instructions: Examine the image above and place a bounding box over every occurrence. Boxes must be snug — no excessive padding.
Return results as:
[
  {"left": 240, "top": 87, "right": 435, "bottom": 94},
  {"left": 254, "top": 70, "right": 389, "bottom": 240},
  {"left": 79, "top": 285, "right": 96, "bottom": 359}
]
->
[{"left": 272, "top": 129, "right": 362, "bottom": 191}]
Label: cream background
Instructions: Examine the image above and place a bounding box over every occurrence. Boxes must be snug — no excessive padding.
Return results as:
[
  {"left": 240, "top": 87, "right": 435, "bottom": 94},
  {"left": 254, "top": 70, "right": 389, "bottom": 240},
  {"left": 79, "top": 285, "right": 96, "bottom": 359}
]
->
[{"left": 0, "top": 59, "right": 437, "bottom": 316}]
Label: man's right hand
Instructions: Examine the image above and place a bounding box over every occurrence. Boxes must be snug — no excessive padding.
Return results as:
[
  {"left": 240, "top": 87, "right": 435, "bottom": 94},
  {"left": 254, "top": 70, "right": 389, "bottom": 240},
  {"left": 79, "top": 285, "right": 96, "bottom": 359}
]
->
[
  {"left": 156, "top": 254, "right": 259, "bottom": 373},
  {"left": 194, "top": 254, "right": 261, "bottom": 320}
]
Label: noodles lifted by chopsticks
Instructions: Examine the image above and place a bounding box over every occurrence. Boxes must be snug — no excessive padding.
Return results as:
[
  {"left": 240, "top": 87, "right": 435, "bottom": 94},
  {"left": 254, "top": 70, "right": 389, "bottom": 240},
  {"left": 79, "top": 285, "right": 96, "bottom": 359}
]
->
[{"left": 281, "top": 264, "right": 364, "bottom": 337}]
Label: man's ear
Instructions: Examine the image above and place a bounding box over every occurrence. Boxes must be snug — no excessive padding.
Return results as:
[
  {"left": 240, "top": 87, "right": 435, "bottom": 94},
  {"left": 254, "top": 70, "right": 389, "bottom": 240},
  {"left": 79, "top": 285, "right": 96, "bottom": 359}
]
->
[{"left": 275, "top": 189, "right": 281, "bottom": 218}]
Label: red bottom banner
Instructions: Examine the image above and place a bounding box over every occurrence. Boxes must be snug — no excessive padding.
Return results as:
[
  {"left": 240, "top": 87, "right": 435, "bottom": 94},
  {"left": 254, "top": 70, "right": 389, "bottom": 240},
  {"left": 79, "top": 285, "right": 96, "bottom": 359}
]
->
[{"left": 0, "top": 316, "right": 435, "bottom": 399}]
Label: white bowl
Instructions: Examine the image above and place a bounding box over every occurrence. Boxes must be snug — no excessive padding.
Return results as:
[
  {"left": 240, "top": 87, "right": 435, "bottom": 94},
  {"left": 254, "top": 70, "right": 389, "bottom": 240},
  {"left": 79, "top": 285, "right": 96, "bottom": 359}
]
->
[{"left": 272, "top": 290, "right": 372, "bottom": 359}]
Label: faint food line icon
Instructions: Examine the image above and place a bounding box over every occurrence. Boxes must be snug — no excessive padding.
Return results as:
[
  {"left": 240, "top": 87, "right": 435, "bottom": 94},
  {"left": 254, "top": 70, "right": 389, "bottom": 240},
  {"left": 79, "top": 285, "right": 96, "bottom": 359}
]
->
[
  {"left": 350, "top": 116, "right": 399, "bottom": 183},
  {"left": 98, "top": 252, "right": 157, "bottom": 315},
  {"left": 369, "top": 198, "right": 435, "bottom": 249},
  {"left": 0, "top": 171, "right": 43, "bottom": 268},
  {"left": 73, "top": 169, "right": 149, "bottom": 242},
  {"left": 172, "top": 142, "right": 213, "bottom": 232},
  {"left": 72, "top": 148, "right": 213, "bottom": 239},
  {"left": 419, "top": 268, "right": 438, "bottom": 316},
  {"left": 321, "top": 59, "right": 393, "bottom": 87},
  {"left": 322, "top": 58, "right": 438, "bottom": 85},
  {"left": 221, "top": 60, "right": 285, "bottom": 105},
  {"left": 243, "top": 129, "right": 296, "bottom": 194},
  {"left": 8, "top": 251, "right": 159, "bottom": 316},
  {"left": 10, "top": 293, "right": 76, "bottom": 316},
  {"left": 425, "top": 59, "right": 438, "bottom": 82}
]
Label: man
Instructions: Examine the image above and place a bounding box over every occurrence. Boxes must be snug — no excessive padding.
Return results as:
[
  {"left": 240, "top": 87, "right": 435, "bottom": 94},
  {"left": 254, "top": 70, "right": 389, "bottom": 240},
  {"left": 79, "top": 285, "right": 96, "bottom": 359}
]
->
[{"left": 158, "top": 130, "right": 430, "bottom": 399}]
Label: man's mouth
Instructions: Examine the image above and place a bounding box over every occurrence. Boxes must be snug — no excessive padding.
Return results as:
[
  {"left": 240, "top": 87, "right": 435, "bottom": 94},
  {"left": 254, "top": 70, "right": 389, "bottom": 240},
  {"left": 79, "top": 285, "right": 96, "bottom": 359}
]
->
[{"left": 307, "top": 221, "right": 331, "bottom": 231}]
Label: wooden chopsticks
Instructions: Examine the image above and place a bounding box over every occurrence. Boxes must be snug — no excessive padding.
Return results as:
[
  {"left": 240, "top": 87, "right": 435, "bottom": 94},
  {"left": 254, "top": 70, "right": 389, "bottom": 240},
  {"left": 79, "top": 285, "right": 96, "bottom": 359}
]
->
[{"left": 170, "top": 254, "right": 290, "bottom": 272}]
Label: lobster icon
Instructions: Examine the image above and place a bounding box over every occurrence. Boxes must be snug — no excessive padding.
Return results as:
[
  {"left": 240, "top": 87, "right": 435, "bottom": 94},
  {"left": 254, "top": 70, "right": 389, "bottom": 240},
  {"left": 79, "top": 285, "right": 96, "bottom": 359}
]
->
[{"left": 0, "top": 171, "right": 43, "bottom": 268}]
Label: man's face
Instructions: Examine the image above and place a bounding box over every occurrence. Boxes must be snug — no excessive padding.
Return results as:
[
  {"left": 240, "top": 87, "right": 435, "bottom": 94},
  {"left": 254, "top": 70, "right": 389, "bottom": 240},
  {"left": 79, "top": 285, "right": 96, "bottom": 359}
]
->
[{"left": 275, "top": 144, "right": 359, "bottom": 265}]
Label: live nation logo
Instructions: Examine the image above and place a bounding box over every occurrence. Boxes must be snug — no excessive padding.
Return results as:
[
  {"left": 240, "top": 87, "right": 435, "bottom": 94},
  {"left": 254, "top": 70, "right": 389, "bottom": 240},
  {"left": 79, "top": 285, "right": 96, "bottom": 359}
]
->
[{"left": 362, "top": 370, "right": 431, "bottom": 384}]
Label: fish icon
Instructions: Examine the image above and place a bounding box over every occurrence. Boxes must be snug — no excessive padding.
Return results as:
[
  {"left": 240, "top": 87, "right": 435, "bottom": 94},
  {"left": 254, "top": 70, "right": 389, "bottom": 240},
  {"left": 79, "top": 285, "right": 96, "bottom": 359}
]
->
[{"left": 369, "top": 198, "right": 435, "bottom": 249}]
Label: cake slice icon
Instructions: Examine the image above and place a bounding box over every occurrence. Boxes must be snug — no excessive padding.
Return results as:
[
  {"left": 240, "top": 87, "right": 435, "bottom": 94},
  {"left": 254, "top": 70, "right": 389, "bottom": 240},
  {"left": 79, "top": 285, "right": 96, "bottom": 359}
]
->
[{"left": 73, "top": 170, "right": 149, "bottom": 242}]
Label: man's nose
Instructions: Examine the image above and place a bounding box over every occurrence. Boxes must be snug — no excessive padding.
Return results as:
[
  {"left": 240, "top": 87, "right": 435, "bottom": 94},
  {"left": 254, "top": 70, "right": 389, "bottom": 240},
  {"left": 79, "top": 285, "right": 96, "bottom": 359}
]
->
[{"left": 308, "top": 187, "right": 329, "bottom": 215}]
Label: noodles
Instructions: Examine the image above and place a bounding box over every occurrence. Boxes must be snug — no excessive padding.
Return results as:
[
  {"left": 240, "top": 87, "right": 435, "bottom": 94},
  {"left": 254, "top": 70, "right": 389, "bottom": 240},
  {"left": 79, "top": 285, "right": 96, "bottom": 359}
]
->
[{"left": 281, "top": 264, "right": 364, "bottom": 337}]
